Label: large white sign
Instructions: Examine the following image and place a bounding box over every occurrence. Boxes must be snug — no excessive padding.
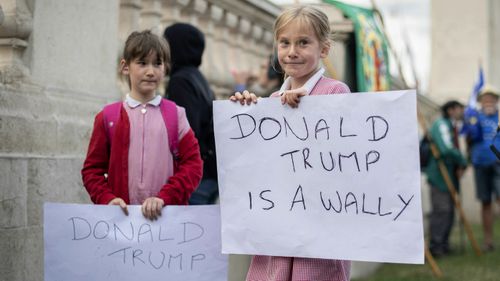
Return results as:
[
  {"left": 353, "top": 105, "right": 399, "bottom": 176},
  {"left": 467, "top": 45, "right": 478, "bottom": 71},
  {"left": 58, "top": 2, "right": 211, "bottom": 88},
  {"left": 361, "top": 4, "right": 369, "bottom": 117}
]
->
[
  {"left": 44, "top": 203, "right": 228, "bottom": 281},
  {"left": 213, "top": 90, "right": 424, "bottom": 264}
]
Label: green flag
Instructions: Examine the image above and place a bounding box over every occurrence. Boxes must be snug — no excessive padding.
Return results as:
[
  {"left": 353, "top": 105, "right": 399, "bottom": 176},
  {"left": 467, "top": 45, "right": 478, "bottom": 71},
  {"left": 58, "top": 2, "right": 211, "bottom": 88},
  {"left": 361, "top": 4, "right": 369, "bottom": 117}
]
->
[{"left": 324, "top": 0, "right": 391, "bottom": 92}]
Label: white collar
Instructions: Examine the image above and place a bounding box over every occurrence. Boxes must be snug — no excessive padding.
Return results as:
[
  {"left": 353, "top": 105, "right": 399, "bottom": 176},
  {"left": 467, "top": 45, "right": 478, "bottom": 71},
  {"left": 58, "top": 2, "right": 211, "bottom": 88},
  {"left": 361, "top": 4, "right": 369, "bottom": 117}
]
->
[
  {"left": 278, "top": 68, "right": 325, "bottom": 96},
  {"left": 125, "top": 94, "right": 162, "bottom": 108}
]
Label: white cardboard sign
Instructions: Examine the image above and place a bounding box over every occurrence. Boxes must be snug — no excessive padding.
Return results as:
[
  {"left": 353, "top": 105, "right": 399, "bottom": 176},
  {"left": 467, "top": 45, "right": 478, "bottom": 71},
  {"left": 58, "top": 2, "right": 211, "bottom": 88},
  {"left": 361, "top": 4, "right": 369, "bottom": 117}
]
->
[
  {"left": 213, "top": 90, "right": 424, "bottom": 264},
  {"left": 44, "top": 203, "right": 228, "bottom": 280}
]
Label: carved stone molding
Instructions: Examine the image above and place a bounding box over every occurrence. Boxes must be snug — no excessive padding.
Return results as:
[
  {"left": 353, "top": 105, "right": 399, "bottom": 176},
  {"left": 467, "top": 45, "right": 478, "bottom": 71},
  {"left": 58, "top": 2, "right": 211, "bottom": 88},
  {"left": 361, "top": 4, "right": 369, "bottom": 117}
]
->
[
  {"left": 180, "top": 0, "right": 208, "bottom": 26},
  {"left": 161, "top": 0, "right": 190, "bottom": 27},
  {"left": 140, "top": 0, "right": 163, "bottom": 34},
  {"left": 119, "top": 0, "right": 142, "bottom": 42},
  {"left": 0, "top": 0, "right": 33, "bottom": 83}
]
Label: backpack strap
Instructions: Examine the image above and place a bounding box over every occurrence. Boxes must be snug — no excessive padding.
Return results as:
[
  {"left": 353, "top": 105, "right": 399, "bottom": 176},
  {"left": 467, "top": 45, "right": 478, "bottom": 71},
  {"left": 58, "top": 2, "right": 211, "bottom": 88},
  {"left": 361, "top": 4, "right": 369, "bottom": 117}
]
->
[
  {"left": 103, "top": 101, "right": 123, "bottom": 146},
  {"left": 160, "top": 99, "right": 179, "bottom": 159}
]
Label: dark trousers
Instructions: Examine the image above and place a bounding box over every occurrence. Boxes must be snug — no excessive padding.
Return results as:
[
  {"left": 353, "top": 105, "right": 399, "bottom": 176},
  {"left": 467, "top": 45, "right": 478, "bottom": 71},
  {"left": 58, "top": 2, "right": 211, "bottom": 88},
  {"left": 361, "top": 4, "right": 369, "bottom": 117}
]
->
[
  {"left": 189, "top": 178, "right": 219, "bottom": 205},
  {"left": 429, "top": 187, "right": 455, "bottom": 255}
]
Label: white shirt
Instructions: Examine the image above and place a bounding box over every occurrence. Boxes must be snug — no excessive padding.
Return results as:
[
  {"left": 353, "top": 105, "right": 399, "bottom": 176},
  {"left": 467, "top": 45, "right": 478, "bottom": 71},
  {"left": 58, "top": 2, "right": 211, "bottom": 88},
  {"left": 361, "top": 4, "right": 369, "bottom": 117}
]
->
[
  {"left": 125, "top": 94, "right": 162, "bottom": 108},
  {"left": 278, "top": 68, "right": 325, "bottom": 96}
]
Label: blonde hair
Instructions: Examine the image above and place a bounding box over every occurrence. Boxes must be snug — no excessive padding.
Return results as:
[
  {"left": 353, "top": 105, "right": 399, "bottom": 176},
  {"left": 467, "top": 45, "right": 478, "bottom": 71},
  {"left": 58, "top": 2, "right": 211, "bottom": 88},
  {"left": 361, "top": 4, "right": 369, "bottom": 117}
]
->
[{"left": 273, "top": 6, "right": 331, "bottom": 46}]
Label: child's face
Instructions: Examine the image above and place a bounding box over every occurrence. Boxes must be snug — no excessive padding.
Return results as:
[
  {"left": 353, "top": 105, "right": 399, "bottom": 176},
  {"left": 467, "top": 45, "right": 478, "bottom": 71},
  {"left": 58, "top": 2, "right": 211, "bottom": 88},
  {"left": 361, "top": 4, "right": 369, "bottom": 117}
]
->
[
  {"left": 276, "top": 20, "right": 329, "bottom": 86},
  {"left": 121, "top": 51, "right": 165, "bottom": 99}
]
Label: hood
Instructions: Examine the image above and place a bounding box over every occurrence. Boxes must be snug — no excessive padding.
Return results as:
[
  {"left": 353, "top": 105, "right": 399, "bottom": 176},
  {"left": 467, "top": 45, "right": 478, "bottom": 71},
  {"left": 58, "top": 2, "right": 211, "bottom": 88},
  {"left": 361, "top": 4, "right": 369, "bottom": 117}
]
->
[{"left": 164, "top": 23, "right": 205, "bottom": 73}]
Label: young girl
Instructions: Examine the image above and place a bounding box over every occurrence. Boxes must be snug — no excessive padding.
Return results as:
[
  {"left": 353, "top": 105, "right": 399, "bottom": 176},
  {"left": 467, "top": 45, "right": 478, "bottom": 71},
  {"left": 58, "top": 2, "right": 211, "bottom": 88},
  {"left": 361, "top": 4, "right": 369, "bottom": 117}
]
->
[
  {"left": 231, "top": 6, "right": 351, "bottom": 281},
  {"left": 82, "top": 30, "right": 203, "bottom": 220}
]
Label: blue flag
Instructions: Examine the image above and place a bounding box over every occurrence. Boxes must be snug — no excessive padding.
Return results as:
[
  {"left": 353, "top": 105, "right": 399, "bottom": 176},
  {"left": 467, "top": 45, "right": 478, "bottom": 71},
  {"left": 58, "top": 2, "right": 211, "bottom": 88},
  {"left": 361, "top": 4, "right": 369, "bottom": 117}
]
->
[
  {"left": 467, "top": 65, "right": 484, "bottom": 111},
  {"left": 462, "top": 65, "right": 484, "bottom": 135}
]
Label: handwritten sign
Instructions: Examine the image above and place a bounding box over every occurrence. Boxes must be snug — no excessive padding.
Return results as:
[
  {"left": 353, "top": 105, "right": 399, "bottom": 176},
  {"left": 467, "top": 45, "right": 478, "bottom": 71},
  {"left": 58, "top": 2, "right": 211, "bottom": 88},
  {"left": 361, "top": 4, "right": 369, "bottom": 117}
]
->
[
  {"left": 213, "top": 90, "right": 424, "bottom": 264},
  {"left": 44, "top": 203, "right": 228, "bottom": 281}
]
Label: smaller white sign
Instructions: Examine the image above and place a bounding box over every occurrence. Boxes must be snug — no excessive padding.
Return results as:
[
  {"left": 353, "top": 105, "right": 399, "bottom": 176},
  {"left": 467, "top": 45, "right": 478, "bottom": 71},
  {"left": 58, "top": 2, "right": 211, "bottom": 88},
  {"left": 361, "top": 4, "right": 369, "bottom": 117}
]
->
[{"left": 44, "top": 203, "right": 228, "bottom": 281}]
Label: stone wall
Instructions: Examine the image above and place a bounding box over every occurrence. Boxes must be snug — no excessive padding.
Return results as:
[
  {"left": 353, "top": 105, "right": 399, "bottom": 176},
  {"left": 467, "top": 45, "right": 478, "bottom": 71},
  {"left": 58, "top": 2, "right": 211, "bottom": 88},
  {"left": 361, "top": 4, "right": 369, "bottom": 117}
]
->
[{"left": 0, "top": 0, "right": 119, "bottom": 280}]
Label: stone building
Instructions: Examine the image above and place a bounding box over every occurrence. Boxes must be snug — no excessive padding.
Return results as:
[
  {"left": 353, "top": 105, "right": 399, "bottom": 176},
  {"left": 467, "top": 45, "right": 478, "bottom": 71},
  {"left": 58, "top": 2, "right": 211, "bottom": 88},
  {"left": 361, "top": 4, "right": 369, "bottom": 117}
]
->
[{"left": 429, "top": 0, "right": 500, "bottom": 104}]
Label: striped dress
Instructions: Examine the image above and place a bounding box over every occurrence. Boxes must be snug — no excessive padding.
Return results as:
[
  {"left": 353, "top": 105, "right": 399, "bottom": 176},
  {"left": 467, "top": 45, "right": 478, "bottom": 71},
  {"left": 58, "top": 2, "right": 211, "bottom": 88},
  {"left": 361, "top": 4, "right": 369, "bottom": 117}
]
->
[{"left": 246, "top": 76, "right": 352, "bottom": 281}]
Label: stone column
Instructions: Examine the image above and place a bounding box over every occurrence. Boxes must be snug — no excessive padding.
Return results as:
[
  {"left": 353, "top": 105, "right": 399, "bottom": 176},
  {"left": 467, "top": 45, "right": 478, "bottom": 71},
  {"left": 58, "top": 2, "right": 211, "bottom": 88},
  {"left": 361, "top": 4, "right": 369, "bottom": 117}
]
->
[
  {"left": 118, "top": 0, "right": 142, "bottom": 95},
  {"left": 1, "top": 1, "right": 120, "bottom": 281},
  {"left": 180, "top": 0, "right": 207, "bottom": 27},
  {"left": 119, "top": 0, "right": 141, "bottom": 42},
  {"left": 0, "top": 0, "right": 33, "bottom": 84},
  {"left": 222, "top": 11, "right": 238, "bottom": 88},
  {"left": 234, "top": 17, "right": 252, "bottom": 73},
  {"left": 140, "top": 0, "right": 162, "bottom": 34},
  {"left": 249, "top": 24, "right": 265, "bottom": 74},
  {"left": 488, "top": 0, "right": 500, "bottom": 88},
  {"left": 196, "top": 1, "right": 216, "bottom": 81},
  {"left": 261, "top": 30, "right": 274, "bottom": 62},
  {"left": 327, "top": 31, "right": 349, "bottom": 80},
  {"left": 211, "top": 8, "right": 231, "bottom": 88},
  {"left": 203, "top": 4, "right": 223, "bottom": 89},
  {"left": 326, "top": 4, "right": 354, "bottom": 82},
  {"left": 161, "top": 0, "right": 190, "bottom": 29}
]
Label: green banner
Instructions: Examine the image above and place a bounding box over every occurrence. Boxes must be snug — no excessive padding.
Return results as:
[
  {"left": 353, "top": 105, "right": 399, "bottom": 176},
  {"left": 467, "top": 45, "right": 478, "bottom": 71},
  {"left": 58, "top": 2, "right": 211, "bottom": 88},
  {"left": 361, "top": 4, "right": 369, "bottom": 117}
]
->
[{"left": 324, "top": 0, "right": 391, "bottom": 92}]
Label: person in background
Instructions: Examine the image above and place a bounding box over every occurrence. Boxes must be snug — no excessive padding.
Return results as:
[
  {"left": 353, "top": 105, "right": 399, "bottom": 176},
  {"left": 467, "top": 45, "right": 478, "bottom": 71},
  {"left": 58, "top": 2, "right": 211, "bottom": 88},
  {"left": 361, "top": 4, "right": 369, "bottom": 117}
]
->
[
  {"left": 425, "top": 100, "right": 467, "bottom": 257},
  {"left": 232, "top": 54, "right": 284, "bottom": 97},
  {"left": 164, "top": 23, "right": 218, "bottom": 205},
  {"left": 82, "top": 30, "right": 203, "bottom": 220},
  {"left": 463, "top": 85, "right": 500, "bottom": 252}
]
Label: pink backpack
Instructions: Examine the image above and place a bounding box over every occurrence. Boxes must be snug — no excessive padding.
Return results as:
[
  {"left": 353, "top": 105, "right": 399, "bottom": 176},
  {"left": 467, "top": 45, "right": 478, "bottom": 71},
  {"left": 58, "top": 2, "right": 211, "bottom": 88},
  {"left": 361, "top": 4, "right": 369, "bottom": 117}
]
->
[{"left": 102, "top": 99, "right": 179, "bottom": 160}]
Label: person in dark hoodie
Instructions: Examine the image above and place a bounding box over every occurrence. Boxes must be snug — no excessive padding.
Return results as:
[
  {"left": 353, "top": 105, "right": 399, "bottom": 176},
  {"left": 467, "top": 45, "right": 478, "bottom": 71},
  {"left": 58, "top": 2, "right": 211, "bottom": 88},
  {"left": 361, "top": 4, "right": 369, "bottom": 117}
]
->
[{"left": 164, "top": 23, "right": 218, "bottom": 205}]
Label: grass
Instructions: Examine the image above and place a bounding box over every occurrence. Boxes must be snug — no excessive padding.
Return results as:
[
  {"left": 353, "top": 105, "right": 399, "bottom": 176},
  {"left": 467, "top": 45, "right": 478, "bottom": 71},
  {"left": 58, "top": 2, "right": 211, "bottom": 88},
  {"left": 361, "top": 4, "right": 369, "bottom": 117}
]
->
[{"left": 353, "top": 219, "right": 500, "bottom": 281}]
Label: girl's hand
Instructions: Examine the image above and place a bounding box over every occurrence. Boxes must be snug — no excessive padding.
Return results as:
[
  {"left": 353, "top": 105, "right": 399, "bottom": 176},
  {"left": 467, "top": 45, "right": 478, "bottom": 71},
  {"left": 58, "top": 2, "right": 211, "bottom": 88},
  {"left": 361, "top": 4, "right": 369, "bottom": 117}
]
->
[
  {"left": 281, "top": 88, "right": 307, "bottom": 108},
  {"left": 141, "top": 197, "right": 164, "bottom": 221},
  {"left": 229, "top": 90, "right": 258, "bottom": 105},
  {"left": 109, "top": 197, "right": 129, "bottom": 216}
]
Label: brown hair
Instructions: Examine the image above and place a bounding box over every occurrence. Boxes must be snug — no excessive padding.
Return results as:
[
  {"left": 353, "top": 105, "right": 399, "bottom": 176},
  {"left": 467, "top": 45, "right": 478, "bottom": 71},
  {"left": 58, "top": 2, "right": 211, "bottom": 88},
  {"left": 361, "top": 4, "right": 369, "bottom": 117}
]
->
[
  {"left": 122, "top": 30, "right": 171, "bottom": 75},
  {"left": 273, "top": 6, "right": 331, "bottom": 46}
]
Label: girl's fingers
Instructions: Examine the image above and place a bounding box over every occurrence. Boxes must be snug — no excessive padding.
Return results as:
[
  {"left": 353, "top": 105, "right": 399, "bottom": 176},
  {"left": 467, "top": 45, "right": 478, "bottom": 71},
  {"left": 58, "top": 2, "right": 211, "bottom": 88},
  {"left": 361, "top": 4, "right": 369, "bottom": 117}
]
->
[
  {"left": 237, "top": 92, "right": 245, "bottom": 105},
  {"left": 231, "top": 91, "right": 257, "bottom": 105},
  {"left": 242, "top": 91, "right": 250, "bottom": 105},
  {"left": 230, "top": 92, "right": 243, "bottom": 103},
  {"left": 242, "top": 90, "right": 250, "bottom": 99},
  {"left": 141, "top": 202, "right": 146, "bottom": 218},
  {"left": 156, "top": 199, "right": 164, "bottom": 215},
  {"left": 148, "top": 200, "right": 155, "bottom": 220},
  {"left": 250, "top": 93, "right": 258, "bottom": 103},
  {"left": 142, "top": 200, "right": 152, "bottom": 220},
  {"left": 109, "top": 198, "right": 128, "bottom": 216},
  {"left": 119, "top": 200, "right": 129, "bottom": 216},
  {"left": 282, "top": 90, "right": 306, "bottom": 108},
  {"left": 141, "top": 198, "right": 164, "bottom": 220},
  {"left": 146, "top": 202, "right": 151, "bottom": 219}
]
